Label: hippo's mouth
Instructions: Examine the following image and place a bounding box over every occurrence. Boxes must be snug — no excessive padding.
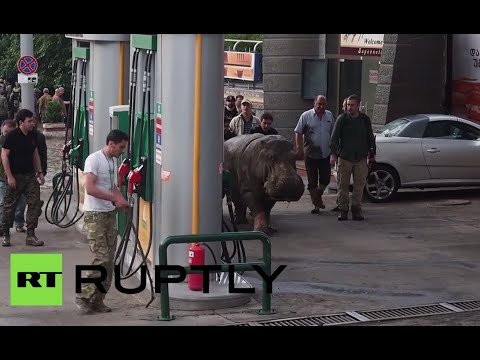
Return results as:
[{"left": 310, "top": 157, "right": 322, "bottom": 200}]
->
[{"left": 264, "top": 173, "right": 305, "bottom": 202}]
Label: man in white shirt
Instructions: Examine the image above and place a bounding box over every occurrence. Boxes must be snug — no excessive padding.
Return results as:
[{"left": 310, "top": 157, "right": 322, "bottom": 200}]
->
[
  {"left": 75, "top": 129, "right": 129, "bottom": 314},
  {"left": 294, "top": 95, "right": 335, "bottom": 213}
]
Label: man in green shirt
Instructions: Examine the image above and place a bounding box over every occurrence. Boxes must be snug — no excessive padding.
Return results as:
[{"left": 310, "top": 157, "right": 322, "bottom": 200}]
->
[{"left": 330, "top": 94, "right": 376, "bottom": 221}]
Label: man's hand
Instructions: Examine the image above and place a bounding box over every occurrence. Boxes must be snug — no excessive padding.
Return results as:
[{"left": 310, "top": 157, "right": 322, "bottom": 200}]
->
[
  {"left": 113, "top": 195, "right": 129, "bottom": 210},
  {"left": 7, "top": 176, "right": 16, "bottom": 189},
  {"left": 37, "top": 172, "right": 45, "bottom": 185},
  {"left": 330, "top": 154, "right": 337, "bottom": 166},
  {"left": 368, "top": 155, "right": 376, "bottom": 166}
]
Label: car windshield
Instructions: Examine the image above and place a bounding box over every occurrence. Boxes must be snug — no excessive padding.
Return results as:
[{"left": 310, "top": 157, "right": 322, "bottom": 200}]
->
[{"left": 376, "top": 118, "right": 410, "bottom": 137}]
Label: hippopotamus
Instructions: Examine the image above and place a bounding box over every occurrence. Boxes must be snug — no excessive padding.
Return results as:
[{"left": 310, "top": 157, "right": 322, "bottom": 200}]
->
[{"left": 224, "top": 133, "right": 305, "bottom": 235}]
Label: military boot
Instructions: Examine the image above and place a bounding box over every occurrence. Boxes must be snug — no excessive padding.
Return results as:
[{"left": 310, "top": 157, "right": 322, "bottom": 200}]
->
[
  {"left": 337, "top": 211, "right": 348, "bottom": 221},
  {"left": 92, "top": 294, "right": 112, "bottom": 312},
  {"left": 92, "top": 299, "right": 112, "bottom": 313},
  {"left": 351, "top": 206, "right": 365, "bottom": 221},
  {"left": 75, "top": 297, "right": 95, "bottom": 314},
  {"left": 1, "top": 231, "right": 10, "bottom": 247},
  {"left": 26, "top": 228, "right": 44, "bottom": 246},
  {"left": 317, "top": 184, "right": 326, "bottom": 209},
  {"left": 309, "top": 188, "right": 325, "bottom": 214}
]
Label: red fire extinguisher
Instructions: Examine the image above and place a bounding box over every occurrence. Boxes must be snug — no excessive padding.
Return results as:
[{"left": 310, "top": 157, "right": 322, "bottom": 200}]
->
[{"left": 188, "top": 243, "right": 205, "bottom": 291}]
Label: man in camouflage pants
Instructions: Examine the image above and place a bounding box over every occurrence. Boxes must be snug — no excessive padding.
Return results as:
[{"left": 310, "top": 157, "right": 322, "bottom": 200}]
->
[
  {"left": 75, "top": 129, "right": 129, "bottom": 314},
  {"left": 1, "top": 109, "right": 45, "bottom": 247}
]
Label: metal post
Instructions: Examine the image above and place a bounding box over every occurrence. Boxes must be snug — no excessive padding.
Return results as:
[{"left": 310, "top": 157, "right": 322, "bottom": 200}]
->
[
  {"left": 159, "top": 34, "right": 224, "bottom": 267},
  {"left": 260, "top": 238, "right": 273, "bottom": 315},
  {"left": 20, "top": 34, "right": 35, "bottom": 113}
]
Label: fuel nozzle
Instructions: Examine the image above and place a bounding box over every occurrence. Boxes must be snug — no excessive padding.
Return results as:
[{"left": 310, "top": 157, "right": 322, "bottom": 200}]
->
[
  {"left": 68, "top": 138, "right": 83, "bottom": 163},
  {"left": 63, "top": 140, "right": 72, "bottom": 159},
  {"left": 118, "top": 158, "right": 131, "bottom": 187},
  {"left": 127, "top": 164, "right": 143, "bottom": 196}
]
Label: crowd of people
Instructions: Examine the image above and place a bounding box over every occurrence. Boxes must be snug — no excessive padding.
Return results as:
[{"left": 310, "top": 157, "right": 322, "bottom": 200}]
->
[{"left": 224, "top": 93, "right": 377, "bottom": 221}]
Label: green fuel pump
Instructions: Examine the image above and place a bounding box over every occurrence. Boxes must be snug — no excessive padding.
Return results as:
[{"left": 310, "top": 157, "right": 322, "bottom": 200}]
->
[
  {"left": 109, "top": 105, "right": 130, "bottom": 237},
  {"left": 69, "top": 53, "right": 90, "bottom": 171},
  {"left": 45, "top": 48, "right": 90, "bottom": 228},
  {"left": 114, "top": 36, "right": 156, "bottom": 308}
]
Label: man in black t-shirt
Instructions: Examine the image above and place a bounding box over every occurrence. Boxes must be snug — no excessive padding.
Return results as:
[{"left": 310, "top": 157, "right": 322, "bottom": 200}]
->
[{"left": 1, "top": 109, "right": 45, "bottom": 247}]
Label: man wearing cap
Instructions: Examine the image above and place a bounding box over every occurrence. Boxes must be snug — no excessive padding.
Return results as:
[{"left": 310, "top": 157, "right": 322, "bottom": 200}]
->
[
  {"left": 224, "top": 95, "right": 238, "bottom": 123},
  {"left": 229, "top": 98, "right": 260, "bottom": 136},
  {"left": 38, "top": 88, "right": 52, "bottom": 124}
]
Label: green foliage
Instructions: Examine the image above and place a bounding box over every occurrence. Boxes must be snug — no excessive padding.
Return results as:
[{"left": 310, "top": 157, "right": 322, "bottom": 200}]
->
[
  {"left": 0, "top": 34, "right": 71, "bottom": 95},
  {"left": 44, "top": 100, "right": 63, "bottom": 123},
  {"left": 224, "top": 34, "right": 263, "bottom": 53}
]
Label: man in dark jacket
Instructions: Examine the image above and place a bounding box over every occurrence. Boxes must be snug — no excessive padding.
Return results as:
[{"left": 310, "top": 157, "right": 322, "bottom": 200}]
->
[
  {"left": 330, "top": 94, "right": 376, "bottom": 221},
  {"left": 249, "top": 112, "right": 278, "bottom": 135}
]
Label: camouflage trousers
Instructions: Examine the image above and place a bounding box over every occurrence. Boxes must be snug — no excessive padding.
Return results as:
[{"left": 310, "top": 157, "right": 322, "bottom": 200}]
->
[
  {"left": 2, "top": 173, "right": 41, "bottom": 233},
  {"left": 77, "top": 210, "right": 118, "bottom": 302}
]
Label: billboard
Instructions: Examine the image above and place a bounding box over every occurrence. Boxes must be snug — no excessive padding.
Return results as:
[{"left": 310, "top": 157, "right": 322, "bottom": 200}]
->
[
  {"left": 452, "top": 34, "right": 480, "bottom": 122},
  {"left": 224, "top": 51, "right": 262, "bottom": 82},
  {"left": 340, "top": 34, "right": 384, "bottom": 57}
]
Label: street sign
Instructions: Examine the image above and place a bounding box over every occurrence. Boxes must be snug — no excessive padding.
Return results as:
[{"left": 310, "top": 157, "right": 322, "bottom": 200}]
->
[
  {"left": 18, "top": 73, "right": 38, "bottom": 84},
  {"left": 17, "top": 55, "right": 38, "bottom": 75}
]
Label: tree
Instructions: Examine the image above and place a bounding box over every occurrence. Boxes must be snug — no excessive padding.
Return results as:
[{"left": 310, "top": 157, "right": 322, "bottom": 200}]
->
[{"left": 0, "top": 34, "right": 71, "bottom": 98}]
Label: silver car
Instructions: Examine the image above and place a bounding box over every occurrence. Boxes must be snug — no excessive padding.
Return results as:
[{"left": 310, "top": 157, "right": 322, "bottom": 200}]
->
[{"left": 365, "top": 114, "right": 480, "bottom": 202}]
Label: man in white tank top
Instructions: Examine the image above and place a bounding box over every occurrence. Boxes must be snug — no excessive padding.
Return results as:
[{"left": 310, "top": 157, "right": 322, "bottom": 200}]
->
[{"left": 75, "top": 129, "right": 129, "bottom": 314}]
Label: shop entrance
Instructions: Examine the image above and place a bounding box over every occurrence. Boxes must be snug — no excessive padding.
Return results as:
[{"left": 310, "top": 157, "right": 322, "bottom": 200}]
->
[{"left": 339, "top": 58, "right": 379, "bottom": 118}]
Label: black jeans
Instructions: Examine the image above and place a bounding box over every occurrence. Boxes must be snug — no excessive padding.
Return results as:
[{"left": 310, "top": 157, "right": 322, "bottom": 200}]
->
[{"left": 305, "top": 156, "right": 331, "bottom": 190}]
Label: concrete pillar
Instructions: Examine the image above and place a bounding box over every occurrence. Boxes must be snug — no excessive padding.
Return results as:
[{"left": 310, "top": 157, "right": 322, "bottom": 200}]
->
[
  {"left": 20, "top": 34, "right": 35, "bottom": 113},
  {"left": 262, "top": 34, "right": 325, "bottom": 142},
  {"left": 159, "top": 34, "right": 223, "bottom": 268},
  {"left": 373, "top": 34, "right": 447, "bottom": 126},
  {"left": 90, "top": 40, "right": 130, "bottom": 151}
]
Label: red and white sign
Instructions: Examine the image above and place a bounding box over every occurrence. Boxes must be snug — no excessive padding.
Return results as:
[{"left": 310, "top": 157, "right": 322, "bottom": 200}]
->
[
  {"left": 17, "top": 55, "right": 38, "bottom": 75},
  {"left": 340, "top": 34, "right": 384, "bottom": 57}
]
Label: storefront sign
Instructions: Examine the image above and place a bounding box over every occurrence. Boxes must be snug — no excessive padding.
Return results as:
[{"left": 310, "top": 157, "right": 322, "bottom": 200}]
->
[{"left": 340, "top": 34, "right": 384, "bottom": 57}]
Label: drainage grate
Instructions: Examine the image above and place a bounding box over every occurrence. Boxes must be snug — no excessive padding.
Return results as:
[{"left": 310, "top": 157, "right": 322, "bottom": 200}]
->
[
  {"left": 448, "top": 300, "right": 480, "bottom": 311},
  {"left": 356, "top": 304, "right": 451, "bottom": 321},
  {"left": 230, "top": 299, "right": 480, "bottom": 326},
  {"left": 259, "top": 313, "right": 359, "bottom": 326}
]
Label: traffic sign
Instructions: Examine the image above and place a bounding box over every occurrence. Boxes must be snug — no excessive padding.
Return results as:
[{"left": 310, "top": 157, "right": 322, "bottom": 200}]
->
[
  {"left": 17, "top": 55, "right": 38, "bottom": 75},
  {"left": 18, "top": 73, "right": 38, "bottom": 84}
]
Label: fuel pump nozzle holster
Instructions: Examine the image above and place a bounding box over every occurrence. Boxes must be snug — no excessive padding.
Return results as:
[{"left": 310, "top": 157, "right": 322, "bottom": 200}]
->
[
  {"left": 127, "top": 156, "right": 147, "bottom": 198},
  {"left": 118, "top": 158, "right": 131, "bottom": 187}
]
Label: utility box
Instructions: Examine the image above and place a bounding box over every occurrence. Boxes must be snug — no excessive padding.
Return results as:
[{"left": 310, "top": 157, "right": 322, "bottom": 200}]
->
[{"left": 110, "top": 105, "right": 130, "bottom": 237}]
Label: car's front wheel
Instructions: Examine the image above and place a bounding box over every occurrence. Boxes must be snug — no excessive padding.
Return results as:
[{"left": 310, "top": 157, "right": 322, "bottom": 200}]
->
[{"left": 364, "top": 164, "right": 400, "bottom": 203}]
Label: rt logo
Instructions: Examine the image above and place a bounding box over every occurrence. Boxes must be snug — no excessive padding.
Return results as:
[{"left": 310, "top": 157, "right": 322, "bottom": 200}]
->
[{"left": 10, "top": 254, "right": 63, "bottom": 306}]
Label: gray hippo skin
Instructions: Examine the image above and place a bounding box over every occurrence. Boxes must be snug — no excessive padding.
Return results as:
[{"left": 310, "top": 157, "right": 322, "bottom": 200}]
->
[{"left": 224, "top": 133, "right": 305, "bottom": 235}]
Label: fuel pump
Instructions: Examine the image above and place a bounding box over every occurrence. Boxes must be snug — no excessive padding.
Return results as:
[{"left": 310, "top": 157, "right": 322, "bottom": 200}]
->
[
  {"left": 45, "top": 50, "right": 89, "bottom": 228},
  {"left": 114, "top": 40, "right": 156, "bottom": 308}
]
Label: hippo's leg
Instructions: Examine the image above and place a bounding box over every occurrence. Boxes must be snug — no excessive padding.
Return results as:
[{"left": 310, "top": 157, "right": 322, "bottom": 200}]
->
[
  {"left": 264, "top": 200, "right": 277, "bottom": 234},
  {"left": 242, "top": 191, "right": 270, "bottom": 234}
]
